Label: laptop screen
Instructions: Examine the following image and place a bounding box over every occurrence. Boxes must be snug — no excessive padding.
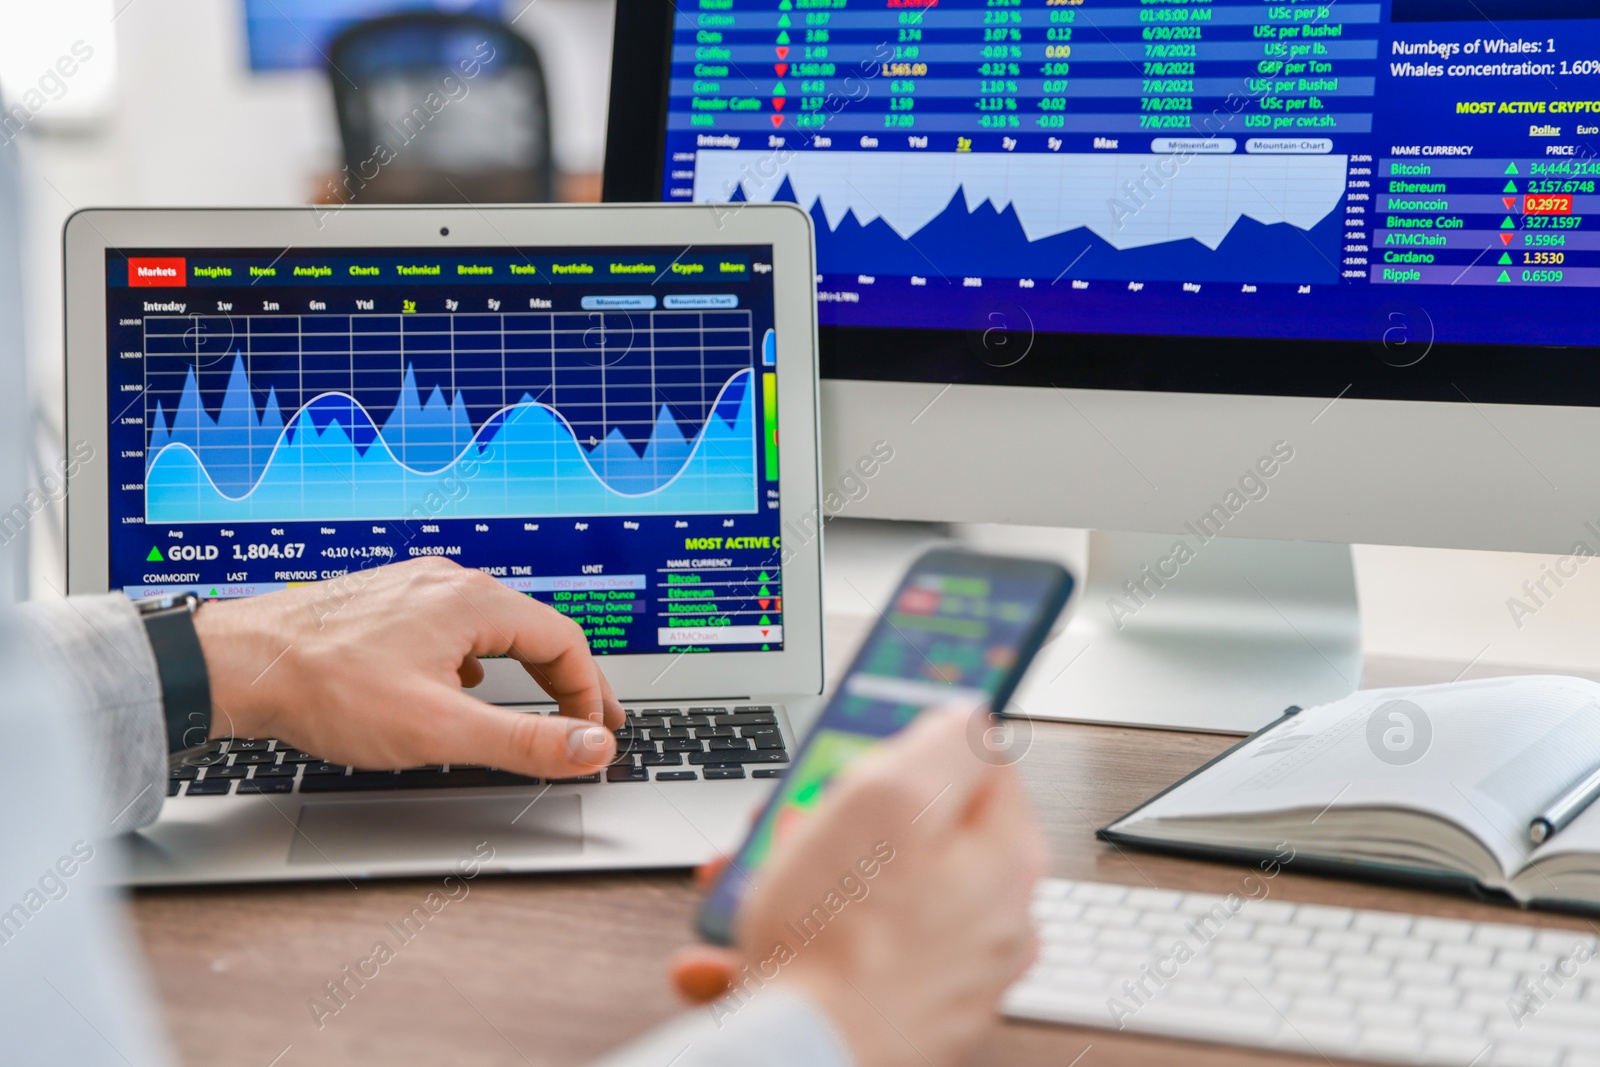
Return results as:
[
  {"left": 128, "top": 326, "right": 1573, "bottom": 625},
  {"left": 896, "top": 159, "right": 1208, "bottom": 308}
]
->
[{"left": 104, "top": 244, "right": 786, "bottom": 656}]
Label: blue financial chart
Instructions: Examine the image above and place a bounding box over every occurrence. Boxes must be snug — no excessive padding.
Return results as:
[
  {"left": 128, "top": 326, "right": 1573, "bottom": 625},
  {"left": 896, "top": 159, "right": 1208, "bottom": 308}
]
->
[
  {"left": 660, "top": 0, "right": 1600, "bottom": 349},
  {"left": 106, "top": 246, "right": 786, "bottom": 656}
]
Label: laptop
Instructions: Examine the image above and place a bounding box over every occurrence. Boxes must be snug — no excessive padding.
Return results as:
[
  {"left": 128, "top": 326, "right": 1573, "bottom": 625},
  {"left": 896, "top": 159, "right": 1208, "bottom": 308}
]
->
[{"left": 63, "top": 203, "right": 825, "bottom": 885}]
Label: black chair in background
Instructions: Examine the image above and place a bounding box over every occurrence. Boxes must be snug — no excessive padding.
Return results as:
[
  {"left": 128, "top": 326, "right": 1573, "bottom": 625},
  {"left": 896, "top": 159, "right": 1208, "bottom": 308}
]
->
[{"left": 327, "top": 12, "right": 554, "bottom": 204}]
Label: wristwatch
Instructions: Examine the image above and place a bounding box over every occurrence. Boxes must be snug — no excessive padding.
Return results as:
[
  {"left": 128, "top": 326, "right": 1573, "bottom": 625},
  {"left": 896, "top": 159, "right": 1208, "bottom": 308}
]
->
[{"left": 134, "top": 591, "right": 213, "bottom": 754}]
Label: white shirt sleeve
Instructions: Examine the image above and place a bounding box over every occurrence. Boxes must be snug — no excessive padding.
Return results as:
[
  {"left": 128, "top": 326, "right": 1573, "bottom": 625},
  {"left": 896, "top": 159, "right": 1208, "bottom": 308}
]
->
[
  {"left": 0, "top": 613, "right": 171, "bottom": 1066},
  {"left": 19, "top": 593, "right": 167, "bottom": 833},
  {"left": 589, "top": 988, "right": 855, "bottom": 1067}
]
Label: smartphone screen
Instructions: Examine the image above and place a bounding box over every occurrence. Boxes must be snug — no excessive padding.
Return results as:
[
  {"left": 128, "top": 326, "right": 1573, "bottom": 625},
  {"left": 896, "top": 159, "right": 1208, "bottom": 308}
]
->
[{"left": 697, "top": 548, "right": 1073, "bottom": 944}]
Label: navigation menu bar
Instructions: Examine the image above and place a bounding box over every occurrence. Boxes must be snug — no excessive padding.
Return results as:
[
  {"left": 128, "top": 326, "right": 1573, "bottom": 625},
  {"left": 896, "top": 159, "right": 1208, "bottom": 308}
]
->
[{"left": 114, "top": 253, "right": 755, "bottom": 288}]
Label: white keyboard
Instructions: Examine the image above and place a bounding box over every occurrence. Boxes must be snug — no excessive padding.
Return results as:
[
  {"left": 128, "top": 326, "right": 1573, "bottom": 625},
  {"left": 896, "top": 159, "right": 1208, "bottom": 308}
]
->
[{"left": 1005, "top": 879, "right": 1600, "bottom": 1067}]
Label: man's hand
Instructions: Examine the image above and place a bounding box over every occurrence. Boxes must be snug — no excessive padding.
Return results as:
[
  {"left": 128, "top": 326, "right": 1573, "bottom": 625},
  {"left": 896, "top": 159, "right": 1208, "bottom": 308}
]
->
[
  {"left": 190, "top": 557, "right": 624, "bottom": 777},
  {"left": 672, "top": 708, "right": 1047, "bottom": 1067}
]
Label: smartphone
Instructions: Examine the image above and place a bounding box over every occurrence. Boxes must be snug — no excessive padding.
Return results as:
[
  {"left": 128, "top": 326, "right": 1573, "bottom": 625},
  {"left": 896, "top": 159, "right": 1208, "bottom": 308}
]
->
[{"left": 696, "top": 548, "right": 1074, "bottom": 944}]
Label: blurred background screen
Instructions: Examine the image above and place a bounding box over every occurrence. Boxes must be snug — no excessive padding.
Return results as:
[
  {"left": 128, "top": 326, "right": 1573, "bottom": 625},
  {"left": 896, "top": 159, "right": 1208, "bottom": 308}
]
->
[{"left": 242, "top": 0, "right": 505, "bottom": 70}]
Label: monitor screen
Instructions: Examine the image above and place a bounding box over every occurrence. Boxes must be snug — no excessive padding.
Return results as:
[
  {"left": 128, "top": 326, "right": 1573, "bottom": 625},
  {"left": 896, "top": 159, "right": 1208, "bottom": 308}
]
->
[
  {"left": 610, "top": 0, "right": 1600, "bottom": 399},
  {"left": 242, "top": 0, "right": 503, "bottom": 71},
  {"left": 106, "top": 245, "right": 785, "bottom": 656}
]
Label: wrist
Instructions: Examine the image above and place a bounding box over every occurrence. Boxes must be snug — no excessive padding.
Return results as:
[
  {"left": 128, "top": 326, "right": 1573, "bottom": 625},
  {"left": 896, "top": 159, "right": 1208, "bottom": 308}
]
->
[
  {"left": 191, "top": 597, "right": 288, "bottom": 739},
  {"left": 783, "top": 969, "right": 907, "bottom": 1067}
]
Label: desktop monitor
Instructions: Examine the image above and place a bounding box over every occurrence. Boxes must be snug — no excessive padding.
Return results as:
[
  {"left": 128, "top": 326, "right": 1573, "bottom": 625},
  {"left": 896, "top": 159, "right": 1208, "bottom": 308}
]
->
[{"left": 604, "top": 0, "right": 1600, "bottom": 730}]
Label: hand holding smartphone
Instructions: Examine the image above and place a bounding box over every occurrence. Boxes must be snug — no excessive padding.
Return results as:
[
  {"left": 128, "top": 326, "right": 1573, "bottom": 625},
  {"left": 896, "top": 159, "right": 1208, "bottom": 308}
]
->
[{"left": 697, "top": 548, "right": 1074, "bottom": 944}]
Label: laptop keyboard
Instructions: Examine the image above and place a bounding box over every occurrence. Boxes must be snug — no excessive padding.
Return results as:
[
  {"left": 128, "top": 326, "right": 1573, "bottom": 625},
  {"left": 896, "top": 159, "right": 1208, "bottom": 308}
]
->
[{"left": 168, "top": 706, "right": 789, "bottom": 798}]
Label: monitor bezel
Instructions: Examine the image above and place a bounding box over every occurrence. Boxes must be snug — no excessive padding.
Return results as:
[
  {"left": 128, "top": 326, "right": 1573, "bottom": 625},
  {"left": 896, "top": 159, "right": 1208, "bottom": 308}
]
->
[{"left": 64, "top": 203, "right": 825, "bottom": 704}]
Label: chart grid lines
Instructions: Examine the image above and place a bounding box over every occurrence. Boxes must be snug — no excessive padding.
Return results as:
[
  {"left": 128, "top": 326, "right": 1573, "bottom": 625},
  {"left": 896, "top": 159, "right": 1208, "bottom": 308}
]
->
[{"left": 141, "top": 310, "right": 759, "bottom": 523}]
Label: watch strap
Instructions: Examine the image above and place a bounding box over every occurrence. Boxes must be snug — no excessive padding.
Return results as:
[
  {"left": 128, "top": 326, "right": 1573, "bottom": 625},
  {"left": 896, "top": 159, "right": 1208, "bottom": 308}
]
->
[{"left": 139, "top": 597, "right": 213, "bottom": 753}]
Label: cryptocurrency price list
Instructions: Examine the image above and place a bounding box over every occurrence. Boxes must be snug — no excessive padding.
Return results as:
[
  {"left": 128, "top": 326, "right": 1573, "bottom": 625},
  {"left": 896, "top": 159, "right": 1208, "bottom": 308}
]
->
[
  {"left": 541, "top": 558, "right": 784, "bottom": 651},
  {"left": 1372, "top": 157, "right": 1600, "bottom": 288},
  {"left": 656, "top": 561, "right": 784, "bottom": 648}
]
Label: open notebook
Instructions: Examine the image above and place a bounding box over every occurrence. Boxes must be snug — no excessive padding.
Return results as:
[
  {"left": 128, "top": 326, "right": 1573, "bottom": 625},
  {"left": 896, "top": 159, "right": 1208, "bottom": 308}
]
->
[{"left": 1101, "top": 676, "right": 1600, "bottom": 912}]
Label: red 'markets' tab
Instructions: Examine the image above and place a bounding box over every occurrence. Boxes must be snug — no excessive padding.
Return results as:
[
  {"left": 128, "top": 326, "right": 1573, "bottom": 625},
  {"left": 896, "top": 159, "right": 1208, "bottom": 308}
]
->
[{"left": 127, "top": 257, "right": 186, "bottom": 287}]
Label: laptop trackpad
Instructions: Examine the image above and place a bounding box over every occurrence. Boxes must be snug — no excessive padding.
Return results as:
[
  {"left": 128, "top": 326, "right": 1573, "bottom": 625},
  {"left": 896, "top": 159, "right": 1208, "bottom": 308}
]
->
[{"left": 288, "top": 794, "right": 582, "bottom": 866}]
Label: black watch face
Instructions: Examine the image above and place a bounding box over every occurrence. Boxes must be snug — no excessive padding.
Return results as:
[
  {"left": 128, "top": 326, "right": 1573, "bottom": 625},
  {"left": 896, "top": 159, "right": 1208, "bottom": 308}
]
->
[{"left": 140, "top": 592, "right": 195, "bottom": 614}]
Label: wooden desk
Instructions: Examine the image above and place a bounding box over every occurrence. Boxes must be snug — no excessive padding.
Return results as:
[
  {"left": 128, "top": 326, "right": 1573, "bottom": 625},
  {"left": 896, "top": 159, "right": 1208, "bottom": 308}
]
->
[{"left": 130, "top": 650, "right": 1600, "bottom": 1067}]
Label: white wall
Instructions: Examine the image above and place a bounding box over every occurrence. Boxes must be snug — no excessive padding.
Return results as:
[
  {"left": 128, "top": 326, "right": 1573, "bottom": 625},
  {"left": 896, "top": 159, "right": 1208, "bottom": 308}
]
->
[{"left": 1357, "top": 544, "right": 1600, "bottom": 671}]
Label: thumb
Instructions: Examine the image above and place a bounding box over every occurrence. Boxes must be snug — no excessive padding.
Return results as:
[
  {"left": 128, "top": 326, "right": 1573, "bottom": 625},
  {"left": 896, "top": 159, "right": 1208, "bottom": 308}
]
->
[
  {"left": 843, "top": 704, "right": 999, "bottom": 835},
  {"left": 424, "top": 686, "right": 617, "bottom": 776},
  {"left": 669, "top": 944, "right": 743, "bottom": 1004}
]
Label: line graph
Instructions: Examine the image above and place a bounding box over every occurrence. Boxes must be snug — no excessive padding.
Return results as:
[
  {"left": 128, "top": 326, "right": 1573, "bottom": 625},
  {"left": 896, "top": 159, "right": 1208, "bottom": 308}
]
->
[
  {"left": 694, "top": 151, "right": 1348, "bottom": 283},
  {"left": 696, "top": 151, "right": 1349, "bottom": 250},
  {"left": 141, "top": 312, "right": 760, "bottom": 523}
]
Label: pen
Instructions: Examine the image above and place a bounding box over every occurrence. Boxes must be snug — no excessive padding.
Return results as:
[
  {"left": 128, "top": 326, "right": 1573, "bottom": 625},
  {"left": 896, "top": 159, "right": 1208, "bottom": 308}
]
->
[{"left": 1529, "top": 765, "right": 1600, "bottom": 844}]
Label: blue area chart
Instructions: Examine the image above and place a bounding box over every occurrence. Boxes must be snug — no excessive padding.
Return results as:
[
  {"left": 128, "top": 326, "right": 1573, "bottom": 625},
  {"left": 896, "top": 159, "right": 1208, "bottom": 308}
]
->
[
  {"left": 145, "top": 354, "right": 758, "bottom": 523},
  {"left": 699, "top": 152, "right": 1347, "bottom": 284},
  {"left": 795, "top": 181, "right": 1346, "bottom": 284}
]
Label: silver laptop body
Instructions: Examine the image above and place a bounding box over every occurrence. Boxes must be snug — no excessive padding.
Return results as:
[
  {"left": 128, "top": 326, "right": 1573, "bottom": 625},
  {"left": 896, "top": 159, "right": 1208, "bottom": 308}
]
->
[{"left": 62, "top": 204, "right": 824, "bottom": 885}]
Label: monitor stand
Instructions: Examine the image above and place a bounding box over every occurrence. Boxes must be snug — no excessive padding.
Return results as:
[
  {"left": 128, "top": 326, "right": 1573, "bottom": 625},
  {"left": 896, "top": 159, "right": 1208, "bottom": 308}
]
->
[{"left": 995, "top": 530, "right": 1362, "bottom": 735}]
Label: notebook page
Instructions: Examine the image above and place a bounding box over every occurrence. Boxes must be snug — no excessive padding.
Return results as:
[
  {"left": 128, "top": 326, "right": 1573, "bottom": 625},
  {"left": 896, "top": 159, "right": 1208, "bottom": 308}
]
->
[{"left": 1123, "top": 676, "right": 1600, "bottom": 876}]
